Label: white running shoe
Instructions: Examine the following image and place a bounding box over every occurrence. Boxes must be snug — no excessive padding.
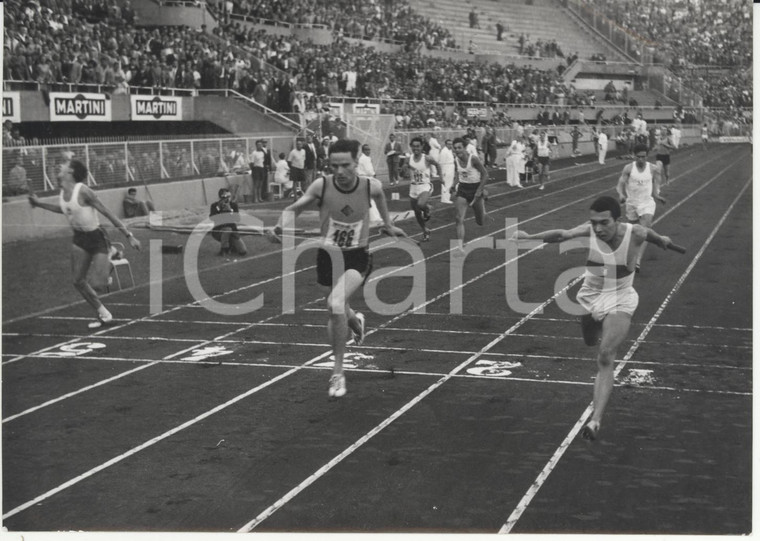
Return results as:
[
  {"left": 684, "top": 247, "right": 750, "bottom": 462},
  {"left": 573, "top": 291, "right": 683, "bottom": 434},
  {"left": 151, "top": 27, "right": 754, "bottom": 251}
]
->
[
  {"left": 352, "top": 312, "right": 365, "bottom": 345},
  {"left": 328, "top": 374, "right": 346, "bottom": 397},
  {"left": 88, "top": 315, "right": 114, "bottom": 329}
]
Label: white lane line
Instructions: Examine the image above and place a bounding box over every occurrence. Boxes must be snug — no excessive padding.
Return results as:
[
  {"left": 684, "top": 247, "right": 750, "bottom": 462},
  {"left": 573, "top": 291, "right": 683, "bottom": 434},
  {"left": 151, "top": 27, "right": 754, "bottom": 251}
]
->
[
  {"left": 237, "top": 276, "right": 580, "bottom": 532},
  {"left": 3, "top": 346, "right": 750, "bottom": 374},
  {"left": 418, "top": 312, "right": 752, "bottom": 332},
  {"left": 0, "top": 357, "right": 329, "bottom": 521},
  {"left": 498, "top": 176, "right": 752, "bottom": 534},
  {"left": 2, "top": 164, "right": 609, "bottom": 420}
]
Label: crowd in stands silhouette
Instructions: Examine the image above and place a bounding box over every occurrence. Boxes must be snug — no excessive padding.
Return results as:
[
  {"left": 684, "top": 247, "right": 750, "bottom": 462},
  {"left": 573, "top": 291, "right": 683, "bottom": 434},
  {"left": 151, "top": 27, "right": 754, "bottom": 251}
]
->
[
  {"left": 207, "top": 0, "right": 456, "bottom": 51},
  {"left": 589, "top": 0, "right": 751, "bottom": 113},
  {"left": 1, "top": 0, "right": 752, "bottom": 138}
]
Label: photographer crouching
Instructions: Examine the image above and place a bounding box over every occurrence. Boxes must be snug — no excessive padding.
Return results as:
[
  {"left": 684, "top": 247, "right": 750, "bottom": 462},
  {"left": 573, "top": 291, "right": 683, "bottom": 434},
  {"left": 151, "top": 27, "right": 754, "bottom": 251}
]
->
[{"left": 210, "top": 188, "right": 248, "bottom": 257}]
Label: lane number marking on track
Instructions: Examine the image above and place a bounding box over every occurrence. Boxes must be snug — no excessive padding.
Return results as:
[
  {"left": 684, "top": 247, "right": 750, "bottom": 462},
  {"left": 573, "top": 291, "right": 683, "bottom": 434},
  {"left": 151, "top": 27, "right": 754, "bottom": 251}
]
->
[
  {"left": 467, "top": 359, "right": 523, "bottom": 377},
  {"left": 38, "top": 342, "right": 107, "bottom": 358},
  {"left": 182, "top": 346, "right": 234, "bottom": 362}
]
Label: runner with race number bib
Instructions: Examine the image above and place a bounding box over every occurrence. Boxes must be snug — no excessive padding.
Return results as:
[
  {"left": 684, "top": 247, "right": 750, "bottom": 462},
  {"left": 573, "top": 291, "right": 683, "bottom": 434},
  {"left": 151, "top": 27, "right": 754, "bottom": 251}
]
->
[
  {"left": 404, "top": 136, "right": 439, "bottom": 242},
  {"left": 268, "top": 139, "right": 407, "bottom": 398}
]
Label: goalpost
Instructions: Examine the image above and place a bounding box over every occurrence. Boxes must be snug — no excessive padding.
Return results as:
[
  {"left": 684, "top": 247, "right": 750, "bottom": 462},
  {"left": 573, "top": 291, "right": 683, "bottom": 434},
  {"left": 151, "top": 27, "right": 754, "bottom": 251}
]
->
[{"left": 345, "top": 113, "right": 397, "bottom": 183}]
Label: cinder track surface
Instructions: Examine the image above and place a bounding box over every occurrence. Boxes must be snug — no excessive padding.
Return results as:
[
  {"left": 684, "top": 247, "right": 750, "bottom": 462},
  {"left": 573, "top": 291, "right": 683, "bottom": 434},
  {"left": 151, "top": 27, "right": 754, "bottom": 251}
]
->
[{"left": 2, "top": 144, "right": 751, "bottom": 534}]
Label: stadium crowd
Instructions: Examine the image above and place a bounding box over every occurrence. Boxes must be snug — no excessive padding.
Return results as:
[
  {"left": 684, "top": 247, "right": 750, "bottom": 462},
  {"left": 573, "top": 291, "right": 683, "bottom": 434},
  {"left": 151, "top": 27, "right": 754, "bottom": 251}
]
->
[
  {"left": 2, "top": 0, "right": 751, "bottom": 135},
  {"left": 206, "top": 0, "right": 457, "bottom": 51}
]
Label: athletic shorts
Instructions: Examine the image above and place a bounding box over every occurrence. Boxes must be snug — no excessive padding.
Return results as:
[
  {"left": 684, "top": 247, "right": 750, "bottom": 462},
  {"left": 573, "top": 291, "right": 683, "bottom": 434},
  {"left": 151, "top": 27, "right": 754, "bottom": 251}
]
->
[
  {"left": 625, "top": 198, "right": 656, "bottom": 221},
  {"left": 456, "top": 182, "right": 479, "bottom": 204},
  {"left": 72, "top": 227, "right": 110, "bottom": 255},
  {"left": 655, "top": 154, "right": 670, "bottom": 166},
  {"left": 576, "top": 283, "right": 639, "bottom": 321},
  {"left": 537, "top": 156, "right": 550, "bottom": 166},
  {"left": 409, "top": 182, "right": 432, "bottom": 200},
  {"left": 291, "top": 168, "right": 305, "bottom": 184},
  {"left": 316, "top": 247, "right": 372, "bottom": 287}
]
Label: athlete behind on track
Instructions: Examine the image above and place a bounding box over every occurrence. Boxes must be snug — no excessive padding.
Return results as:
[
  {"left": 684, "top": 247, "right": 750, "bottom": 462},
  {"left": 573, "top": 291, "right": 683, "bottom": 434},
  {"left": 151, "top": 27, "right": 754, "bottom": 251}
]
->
[
  {"left": 617, "top": 143, "right": 667, "bottom": 273},
  {"left": 452, "top": 136, "right": 489, "bottom": 256},
  {"left": 267, "top": 138, "right": 407, "bottom": 398},
  {"left": 403, "top": 136, "right": 439, "bottom": 242},
  {"left": 512, "top": 195, "right": 681, "bottom": 440}
]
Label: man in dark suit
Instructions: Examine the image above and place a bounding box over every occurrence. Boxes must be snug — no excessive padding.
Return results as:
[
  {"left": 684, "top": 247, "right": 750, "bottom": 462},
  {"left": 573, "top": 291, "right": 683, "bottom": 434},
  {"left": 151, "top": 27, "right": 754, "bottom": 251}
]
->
[
  {"left": 304, "top": 135, "right": 318, "bottom": 190},
  {"left": 260, "top": 139, "right": 273, "bottom": 200},
  {"left": 385, "top": 133, "right": 403, "bottom": 186}
]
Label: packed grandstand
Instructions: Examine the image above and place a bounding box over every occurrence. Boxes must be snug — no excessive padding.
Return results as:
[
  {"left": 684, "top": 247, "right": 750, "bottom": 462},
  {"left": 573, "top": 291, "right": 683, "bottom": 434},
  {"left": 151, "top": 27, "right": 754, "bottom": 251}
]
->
[{"left": 1, "top": 0, "right": 752, "bottom": 198}]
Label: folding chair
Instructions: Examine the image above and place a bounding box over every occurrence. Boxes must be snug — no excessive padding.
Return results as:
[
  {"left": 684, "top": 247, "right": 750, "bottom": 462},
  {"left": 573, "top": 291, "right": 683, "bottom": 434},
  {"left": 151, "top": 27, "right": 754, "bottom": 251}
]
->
[
  {"left": 109, "top": 242, "right": 135, "bottom": 290},
  {"left": 269, "top": 182, "right": 283, "bottom": 200}
]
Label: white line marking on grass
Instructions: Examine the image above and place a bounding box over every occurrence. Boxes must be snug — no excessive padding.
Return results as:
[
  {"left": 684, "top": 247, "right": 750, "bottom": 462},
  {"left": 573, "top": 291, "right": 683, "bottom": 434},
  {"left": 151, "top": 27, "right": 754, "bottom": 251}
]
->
[{"left": 499, "top": 176, "right": 752, "bottom": 533}]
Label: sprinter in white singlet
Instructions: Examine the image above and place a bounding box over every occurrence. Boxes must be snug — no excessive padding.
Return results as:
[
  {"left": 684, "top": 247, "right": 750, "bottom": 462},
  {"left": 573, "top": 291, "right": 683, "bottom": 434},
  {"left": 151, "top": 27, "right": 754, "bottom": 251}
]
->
[
  {"left": 404, "top": 136, "right": 439, "bottom": 242},
  {"left": 617, "top": 142, "right": 666, "bottom": 273},
  {"left": 28, "top": 159, "right": 141, "bottom": 329},
  {"left": 513, "top": 196, "right": 680, "bottom": 441},
  {"left": 452, "top": 136, "right": 489, "bottom": 256}
]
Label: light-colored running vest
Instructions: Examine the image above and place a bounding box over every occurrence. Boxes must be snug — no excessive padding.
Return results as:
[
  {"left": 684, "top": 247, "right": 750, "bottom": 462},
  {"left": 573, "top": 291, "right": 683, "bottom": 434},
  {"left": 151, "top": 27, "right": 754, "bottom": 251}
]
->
[
  {"left": 584, "top": 223, "right": 636, "bottom": 292},
  {"left": 59, "top": 183, "right": 99, "bottom": 231},
  {"left": 536, "top": 138, "right": 551, "bottom": 157},
  {"left": 626, "top": 161, "right": 654, "bottom": 204},
  {"left": 319, "top": 175, "right": 371, "bottom": 249},
  {"left": 408, "top": 153, "right": 432, "bottom": 186},
  {"left": 455, "top": 153, "right": 481, "bottom": 184}
]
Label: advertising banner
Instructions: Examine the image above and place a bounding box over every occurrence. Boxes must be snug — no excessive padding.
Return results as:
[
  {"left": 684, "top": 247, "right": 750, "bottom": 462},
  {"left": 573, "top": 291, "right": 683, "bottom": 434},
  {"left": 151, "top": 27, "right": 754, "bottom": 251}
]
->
[
  {"left": 130, "top": 95, "right": 183, "bottom": 121},
  {"left": 50, "top": 92, "right": 112, "bottom": 122},
  {"left": 3, "top": 92, "right": 21, "bottom": 123}
]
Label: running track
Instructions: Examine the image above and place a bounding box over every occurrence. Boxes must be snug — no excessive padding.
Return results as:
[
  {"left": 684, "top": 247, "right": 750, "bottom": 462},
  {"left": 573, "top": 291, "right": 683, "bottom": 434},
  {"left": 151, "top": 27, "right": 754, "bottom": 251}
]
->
[{"left": 2, "top": 144, "right": 752, "bottom": 534}]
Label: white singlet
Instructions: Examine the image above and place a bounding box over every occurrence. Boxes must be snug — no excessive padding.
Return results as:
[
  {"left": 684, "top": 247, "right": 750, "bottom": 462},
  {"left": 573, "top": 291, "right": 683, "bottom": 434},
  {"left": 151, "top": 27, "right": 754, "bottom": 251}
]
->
[
  {"left": 455, "top": 154, "right": 481, "bottom": 185},
  {"left": 626, "top": 161, "right": 654, "bottom": 204},
  {"left": 577, "top": 223, "right": 639, "bottom": 320},
  {"left": 60, "top": 183, "right": 99, "bottom": 232}
]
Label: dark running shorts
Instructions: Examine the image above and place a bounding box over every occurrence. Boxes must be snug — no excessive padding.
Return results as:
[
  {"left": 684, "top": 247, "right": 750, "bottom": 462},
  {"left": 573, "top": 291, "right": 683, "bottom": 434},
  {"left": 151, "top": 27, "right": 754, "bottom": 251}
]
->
[
  {"left": 72, "top": 227, "right": 110, "bottom": 255},
  {"left": 316, "top": 247, "right": 372, "bottom": 287},
  {"left": 537, "top": 156, "right": 550, "bottom": 166},
  {"left": 456, "top": 183, "right": 479, "bottom": 204},
  {"left": 655, "top": 154, "right": 670, "bottom": 166}
]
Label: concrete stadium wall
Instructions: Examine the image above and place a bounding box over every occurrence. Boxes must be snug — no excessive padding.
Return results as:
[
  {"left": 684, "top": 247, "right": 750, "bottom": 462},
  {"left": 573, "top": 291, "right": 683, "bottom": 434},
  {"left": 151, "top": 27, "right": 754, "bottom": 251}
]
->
[
  {"left": 2, "top": 174, "right": 251, "bottom": 243},
  {"left": 3, "top": 129, "right": 703, "bottom": 243}
]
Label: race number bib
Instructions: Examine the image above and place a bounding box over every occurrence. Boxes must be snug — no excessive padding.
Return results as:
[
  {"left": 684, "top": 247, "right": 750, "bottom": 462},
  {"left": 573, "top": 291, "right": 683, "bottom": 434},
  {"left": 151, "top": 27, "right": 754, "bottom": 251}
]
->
[
  {"left": 326, "top": 217, "right": 362, "bottom": 248},
  {"left": 411, "top": 170, "right": 426, "bottom": 184}
]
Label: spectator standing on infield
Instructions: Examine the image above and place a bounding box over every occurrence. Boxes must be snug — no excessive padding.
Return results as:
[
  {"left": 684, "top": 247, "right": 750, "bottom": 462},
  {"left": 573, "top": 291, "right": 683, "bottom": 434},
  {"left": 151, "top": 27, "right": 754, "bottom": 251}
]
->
[
  {"left": 261, "top": 140, "right": 273, "bottom": 200},
  {"left": 304, "top": 136, "right": 319, "bottom": 191},
  {"left": 267, "top": 139, "right": 407, "bottom": 398},
  {"left": 438, "top": 139, "right": 456, "bottom": 204},
  {"left": 512, "top": 195, "right": 680, "bottom": 440},
  {"left": 535, "top": 130, "right": 552, "bottom": 190},
  {"left": 617, "top": 143, "right": 666, "bottom": 273},
  {"left": 385, "top": 133, "right": 403, "bottom": 186},
  {"left": 28, "top": 159, "right": 142, "bottom": 329},
  {"left": 273, "top": 152, "right": 292, "bottom": 197},
  {"left": 287, "top": 138, "right": 307, "bottom": 198},
  {"left": 249, "top": 140, "right": 267, "bottom": 203},
  {"left": 505, "top": 136, "right": 526, "bottom": 188},
  {"left": 597, "top": 129, "right": 608, "bottom": 165},
  {"left": 357, "top": 144, "right": 376, "bottom": 178},
  {"left": 569, "top": 125, "right": 583, "bottom": 156}
]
